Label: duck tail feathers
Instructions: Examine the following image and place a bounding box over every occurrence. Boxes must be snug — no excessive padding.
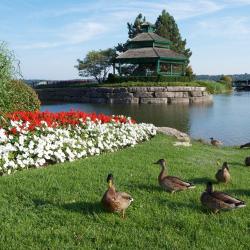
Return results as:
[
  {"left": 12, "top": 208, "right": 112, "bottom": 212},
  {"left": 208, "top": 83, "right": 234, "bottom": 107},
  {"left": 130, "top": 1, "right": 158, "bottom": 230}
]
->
[{"left": 235, "top": 201, "right": 246, "bottom": 208}]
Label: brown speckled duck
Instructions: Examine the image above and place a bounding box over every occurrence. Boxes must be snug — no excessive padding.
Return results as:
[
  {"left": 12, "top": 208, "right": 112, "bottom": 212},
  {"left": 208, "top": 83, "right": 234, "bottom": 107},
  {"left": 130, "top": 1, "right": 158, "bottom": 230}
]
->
[
  {"left": 200, "top": 182, "right": 246, "bottom": 213},
  {"left": 210, "top": 137, "right": 223, "bottom": 146},
  {"left": 154, "top": 159, "right": 195, "bottom": 193},
  {"left": 215, "top": 162, "right": 230, "bottom": 183},
  {"left": 101, "top": 174, "right": 133, "bottom": 218}
]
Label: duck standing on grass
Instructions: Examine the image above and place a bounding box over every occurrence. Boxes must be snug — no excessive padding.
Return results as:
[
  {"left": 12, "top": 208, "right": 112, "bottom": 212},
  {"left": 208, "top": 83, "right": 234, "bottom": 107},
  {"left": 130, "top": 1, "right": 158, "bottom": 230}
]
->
[
  {"left": 240, "top": 142, "right": 250, "bottom": 149},
  {"left": 210, "top": 137, "right": 223, "bottom": 146},
  {"left": 154, "top": 159, "right": 195, "bottom": 193},
  {"left": 200, "top": 182, "right": 246, "bottom": 213},
  {"left": 215, "top": 162, "right": 230, "bottom": 183},
  {"left": 101, "top": 174, "right": 133, "bottom": 218}
]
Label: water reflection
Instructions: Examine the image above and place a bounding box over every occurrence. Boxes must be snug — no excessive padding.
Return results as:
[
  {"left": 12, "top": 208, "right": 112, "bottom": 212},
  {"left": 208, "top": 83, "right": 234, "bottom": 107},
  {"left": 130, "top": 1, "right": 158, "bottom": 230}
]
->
[{"left": 41, "top": 91, "right": 250, "bottom": 145}]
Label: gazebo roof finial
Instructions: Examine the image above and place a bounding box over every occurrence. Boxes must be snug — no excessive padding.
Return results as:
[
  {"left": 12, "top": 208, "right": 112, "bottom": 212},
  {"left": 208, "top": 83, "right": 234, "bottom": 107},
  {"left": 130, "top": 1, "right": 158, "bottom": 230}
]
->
[{"left": 141, "top": 22, "right": 155, "bottom": 33}]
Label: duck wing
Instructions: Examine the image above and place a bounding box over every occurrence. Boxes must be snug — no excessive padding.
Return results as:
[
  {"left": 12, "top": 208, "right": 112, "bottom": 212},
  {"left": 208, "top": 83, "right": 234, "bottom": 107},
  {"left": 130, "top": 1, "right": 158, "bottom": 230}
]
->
[
  {"left": 211, "top": 191, "right": 245, "bottom": 207},
  {"left": 167, "top": 176, "right": 195, "bottom": 188},
  {"left": 110, "top": 191, "right": 133, "bottom": 211},
  {"left": 161, "top": 176, "right": 195, "bottom": 190}
]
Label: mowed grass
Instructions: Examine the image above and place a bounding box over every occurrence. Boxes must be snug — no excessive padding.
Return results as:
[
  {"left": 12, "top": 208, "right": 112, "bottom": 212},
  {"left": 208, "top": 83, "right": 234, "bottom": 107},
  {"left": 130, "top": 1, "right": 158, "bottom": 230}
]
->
[{"left": 0, "top": 134, "right": 249, "bottom": 249}]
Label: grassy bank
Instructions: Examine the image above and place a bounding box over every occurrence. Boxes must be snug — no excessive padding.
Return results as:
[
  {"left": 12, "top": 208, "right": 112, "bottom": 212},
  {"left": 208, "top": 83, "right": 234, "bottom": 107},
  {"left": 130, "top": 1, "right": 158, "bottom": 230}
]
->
[{"left": 0, "top": 134, "right": 249, "bottom": 249}]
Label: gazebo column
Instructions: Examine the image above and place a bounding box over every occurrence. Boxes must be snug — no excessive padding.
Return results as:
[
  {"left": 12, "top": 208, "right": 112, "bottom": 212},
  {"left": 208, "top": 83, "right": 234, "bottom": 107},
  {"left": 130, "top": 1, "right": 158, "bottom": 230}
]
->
[
  {"left": 170, "top": 64, "right": 173, "bottom": 76},
  {"left": 119, "top": 62, "right": 121, "bottom": 76},
  {"left": 156, "top": 60, "right": 160, "bottom": 74},
  {"left": 182, "top": 64, "right": 184, "bottom": 76},
  {"left": 113, "top": 62, "right": 115, "bottom": 75}
]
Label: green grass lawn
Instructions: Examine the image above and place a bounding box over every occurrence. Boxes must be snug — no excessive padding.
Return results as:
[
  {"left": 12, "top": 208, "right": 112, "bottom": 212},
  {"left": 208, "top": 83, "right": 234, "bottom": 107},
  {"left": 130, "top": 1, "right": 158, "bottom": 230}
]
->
[{"left": 0, "top": 134, "right": 249, "bottom": 249}]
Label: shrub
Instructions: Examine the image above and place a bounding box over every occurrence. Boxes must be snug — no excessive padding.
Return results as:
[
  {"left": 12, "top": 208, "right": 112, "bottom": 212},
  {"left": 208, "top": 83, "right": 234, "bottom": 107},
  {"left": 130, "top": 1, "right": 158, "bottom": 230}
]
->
[
  {"left": 0, "top": 80, "right": 40, "bottom": 113},
  {"left": 219, "top": 75, "right": 233, "bottom": 89}
]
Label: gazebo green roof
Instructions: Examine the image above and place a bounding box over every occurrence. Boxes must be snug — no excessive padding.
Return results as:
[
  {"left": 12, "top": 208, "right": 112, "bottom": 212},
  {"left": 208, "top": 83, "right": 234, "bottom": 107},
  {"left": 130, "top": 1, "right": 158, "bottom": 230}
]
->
[
  {"left": 114, "top": 24, "right": 187, "bottom": 77},
  {"left": 130, "top": 32, "right": 171, "bottom": 44},
  {"left": 116, "top": 47, "right": 186, "bottom": 61}
]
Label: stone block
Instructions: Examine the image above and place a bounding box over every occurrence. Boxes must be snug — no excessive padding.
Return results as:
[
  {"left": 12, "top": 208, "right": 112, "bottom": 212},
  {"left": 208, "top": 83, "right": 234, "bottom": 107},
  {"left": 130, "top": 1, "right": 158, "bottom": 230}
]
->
[
  {"left": 147, "top": 87, "right": 166, "bottom": 92},
  {"left": 134, "top": 92, "right": 154, "bottom": 98},
  {"left": 169, "top": 98, "right": 190, "bottom": 104},
  {"left": 190, "top": 91, "right": 203, "bottom": 97},
  {"left": 96, "top": 87, "right": 114, "bottom": 93},
  {"left": 140, "top": 98, "right": 169, "bottom": 104},
  {"left": 107, "top": 92, "right": 133, "bottom": 98},
  {"left": 127, "top": 87, "right": 148, "bottom": 92},
  {"left": 108, "top": 98, "right": 134, "bottom": 104},
  {"left": 190, "top": 96, "right": 213, "bottom": 103},
  {"left": 90, "top": 98, "right": 107, "bottom": 104},
  {"left": 113, "top": 87, "right": 128, "bottom": 93}
]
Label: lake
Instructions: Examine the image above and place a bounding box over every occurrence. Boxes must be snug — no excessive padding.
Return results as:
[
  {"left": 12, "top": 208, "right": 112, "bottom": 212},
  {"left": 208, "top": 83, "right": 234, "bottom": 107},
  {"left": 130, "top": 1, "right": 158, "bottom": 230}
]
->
[{"left": 41, "top": 91, "right": 250, "bottom": 146}]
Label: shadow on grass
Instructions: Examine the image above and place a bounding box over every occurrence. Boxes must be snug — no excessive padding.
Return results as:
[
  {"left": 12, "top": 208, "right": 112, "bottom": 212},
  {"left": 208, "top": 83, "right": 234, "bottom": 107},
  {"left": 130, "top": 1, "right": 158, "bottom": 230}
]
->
[
  {"left": 188, "top": 177, "right": 215, "bottom": 185},
  {"left": 132, "top": 183, "right": 163, "bottom": 192},
  {"left": 33, "top": 199, "right": 105, "bottom": 215},
  {"left": 227, "top": 161, "right": 246, "bottom": 167},
  {"left": 224, "top": 189, "right": 250, "bottom": 197},
  {"left": 159, "top": 198, "right": 203, "bottom": 214}
]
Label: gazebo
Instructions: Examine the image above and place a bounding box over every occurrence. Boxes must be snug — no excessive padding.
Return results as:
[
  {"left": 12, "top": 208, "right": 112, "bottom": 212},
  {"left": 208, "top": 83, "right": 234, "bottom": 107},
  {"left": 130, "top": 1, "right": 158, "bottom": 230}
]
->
[{"left": 115, "top": 23, "right": 187, "bottom": 77}]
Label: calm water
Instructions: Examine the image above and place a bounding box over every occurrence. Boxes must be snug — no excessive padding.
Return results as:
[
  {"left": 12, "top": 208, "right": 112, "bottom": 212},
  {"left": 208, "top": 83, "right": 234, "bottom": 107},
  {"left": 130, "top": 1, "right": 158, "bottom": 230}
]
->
[{"left": 41, "top": 91, "right": 250, "bottom": 146}]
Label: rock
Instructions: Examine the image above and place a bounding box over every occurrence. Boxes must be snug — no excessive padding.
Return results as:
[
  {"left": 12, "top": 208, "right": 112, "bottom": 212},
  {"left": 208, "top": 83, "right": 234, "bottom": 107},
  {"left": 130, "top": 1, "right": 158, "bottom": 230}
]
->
[{"left": 157, "top": 127, "right": 190, "bottom": 142}]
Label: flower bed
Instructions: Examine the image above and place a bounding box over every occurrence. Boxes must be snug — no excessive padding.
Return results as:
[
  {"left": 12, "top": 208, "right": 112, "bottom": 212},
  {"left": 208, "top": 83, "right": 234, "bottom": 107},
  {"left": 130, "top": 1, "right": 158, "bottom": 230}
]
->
[{"left": 0, "top": 111, "right": 156, "bottom": 175}]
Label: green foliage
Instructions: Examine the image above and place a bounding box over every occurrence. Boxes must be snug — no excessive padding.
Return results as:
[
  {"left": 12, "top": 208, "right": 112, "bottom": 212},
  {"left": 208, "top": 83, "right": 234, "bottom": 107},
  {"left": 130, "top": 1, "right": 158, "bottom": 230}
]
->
[
  {"left": 155, "top": 10, "right": 192, "bottom": 62},
  {"left": 0, "top": 80, "right": 40, "bottom": 113},
  {"left": 0, "top": 42, "right": 40, "bottom": 113},
  {"left": 185, "top": 65, "right": 195, "bottom": 80},
  {"left": 195, "top": 80, "right": 231, "bottom": 94},
  {"left": 0, "top": 134, "right": 249, "bottom": 249},
  {"left": 0, "top": 41, "right": 19, "bottom": 86},
  {"left": 219, "top": 75, "right": 233, "bottom": 89},
  {"left": 76, "top": 48, "right": 116, "bottom": 83},
  {"left": 127, "top": 13, "right": 146, "bottom": 39}
]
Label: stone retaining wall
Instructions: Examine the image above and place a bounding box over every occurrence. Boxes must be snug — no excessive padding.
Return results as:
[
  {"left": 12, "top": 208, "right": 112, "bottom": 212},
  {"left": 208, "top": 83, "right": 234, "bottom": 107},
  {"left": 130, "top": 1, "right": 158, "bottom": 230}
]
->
[{"left": 36, "top": 86, "right": 212, "bottom": 104}]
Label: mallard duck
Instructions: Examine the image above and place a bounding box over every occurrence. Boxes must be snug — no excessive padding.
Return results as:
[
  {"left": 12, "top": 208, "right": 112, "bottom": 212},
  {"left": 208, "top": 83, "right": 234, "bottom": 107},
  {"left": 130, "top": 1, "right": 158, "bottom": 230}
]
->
[
  {"left": 240, "top": 142, "right": 250, "bottom": 149},
  {"left": 245, "top": 157, "right": 250, "bottom": 166},
  {"left": 101, "top": 174, "right": 133, "bottom": 218},
  {"left": 154, "top": 159, "right": 195, "bottom": 193},
  {"left": 215, "top": 162, "right": 230, "bottom": 183},
  {"left": 210, "top": 137, "right": 223, "bottom": 146},
  {"left": 200, "top": 182, "right": 246, "bottom": 213}
]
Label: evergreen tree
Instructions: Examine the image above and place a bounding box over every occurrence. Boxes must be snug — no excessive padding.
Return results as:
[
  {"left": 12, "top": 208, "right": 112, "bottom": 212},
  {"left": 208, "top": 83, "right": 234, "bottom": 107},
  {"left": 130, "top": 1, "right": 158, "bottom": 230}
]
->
[
  {"left": 155, "top": 10, "right": 192, "bottom": 62},
  {"left": 115, "top": 13, "right": 146, "bottom": 53},
  {"left": 127, "top": 13, "right": 146, "bottom": 39}
]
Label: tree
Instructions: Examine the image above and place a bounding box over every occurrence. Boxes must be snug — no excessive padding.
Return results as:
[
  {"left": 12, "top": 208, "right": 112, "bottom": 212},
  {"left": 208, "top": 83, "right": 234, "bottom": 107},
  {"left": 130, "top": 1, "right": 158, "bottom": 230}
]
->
[
  {"left": 116, "top": 13, "right": 146, "bottom": 53},
  {"left": 155, "top": 10, "right": 192, "bottom": 62},
  {"left": 127, "top": 13, "right": 146, "bottom": 39},
  {"left": 0, "top": 41, "right": 21, "bottom": 87},
  {"left": 220, "top": 75, "right": 232, "bottom": 89},
  {"left": 76, "top": 48, "right": 116, "bottom": 83},
  {"left": 185, "top": 65, "right": 195, "bottom": 80}
]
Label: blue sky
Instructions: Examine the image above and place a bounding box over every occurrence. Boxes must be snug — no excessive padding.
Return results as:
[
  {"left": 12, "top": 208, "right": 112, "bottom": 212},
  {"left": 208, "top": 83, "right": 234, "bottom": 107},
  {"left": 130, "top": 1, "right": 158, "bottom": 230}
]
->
[{"left": 1, "top": 0, "right": 250, "bottom": 79}]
